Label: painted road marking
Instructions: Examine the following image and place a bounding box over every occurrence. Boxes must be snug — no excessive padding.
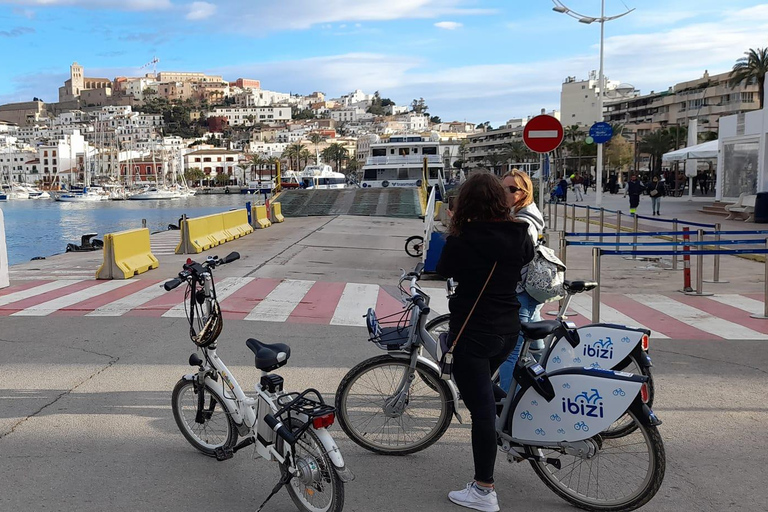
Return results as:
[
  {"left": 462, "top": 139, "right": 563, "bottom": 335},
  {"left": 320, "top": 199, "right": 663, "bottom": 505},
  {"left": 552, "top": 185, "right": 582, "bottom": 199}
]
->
[
  {"left": 330, "top": 283, "right": 379, "bottom": 326},
  {"left": 162, "top": 277, "right": 254, "bottom": 318},
  {"left": 245, "top": 279, "right": 316, "bottom": 322},
  {"left": 13, "top": 280, "right": 135, "bottom": 316},
  {"left": 86, "top": 281, "right": 167, "bottom": 317},
  {"left": 569, "top": 294, "right": 670, "bottom": 339},
  {"left": 0, "top": 280, "right": 84, "bottom": 307}
]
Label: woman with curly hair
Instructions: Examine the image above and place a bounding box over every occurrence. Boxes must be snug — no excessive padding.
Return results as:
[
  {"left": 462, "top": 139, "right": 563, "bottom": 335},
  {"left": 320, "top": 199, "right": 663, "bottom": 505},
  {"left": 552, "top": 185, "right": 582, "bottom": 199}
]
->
[{"left": 437, "top": 172, "right": 534, "bottom": 512}]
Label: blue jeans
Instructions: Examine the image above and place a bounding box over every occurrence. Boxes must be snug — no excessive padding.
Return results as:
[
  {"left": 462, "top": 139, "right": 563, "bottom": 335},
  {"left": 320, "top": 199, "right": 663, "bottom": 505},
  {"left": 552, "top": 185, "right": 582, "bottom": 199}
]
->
[{"left": 498, "top": 290, "right": 543, "bottom": 393}]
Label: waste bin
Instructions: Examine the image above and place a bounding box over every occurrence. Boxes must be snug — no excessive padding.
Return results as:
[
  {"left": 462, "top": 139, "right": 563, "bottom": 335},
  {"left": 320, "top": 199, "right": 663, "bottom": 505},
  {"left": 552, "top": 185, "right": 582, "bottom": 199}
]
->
[{"left": 755, "top": 192, "right": 768, "bottom": 223}]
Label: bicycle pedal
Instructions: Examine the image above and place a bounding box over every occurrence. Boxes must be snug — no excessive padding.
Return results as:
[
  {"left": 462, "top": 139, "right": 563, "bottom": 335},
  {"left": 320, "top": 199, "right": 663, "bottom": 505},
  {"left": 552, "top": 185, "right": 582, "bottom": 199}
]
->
[{"left": 214, "top": 446, "right": 234, "bottom": 461}]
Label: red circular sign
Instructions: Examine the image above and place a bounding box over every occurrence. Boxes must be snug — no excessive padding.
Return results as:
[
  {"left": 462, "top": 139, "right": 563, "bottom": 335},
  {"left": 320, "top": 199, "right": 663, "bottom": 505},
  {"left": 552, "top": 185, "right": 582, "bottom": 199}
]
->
[{"left": 523, "top": 115, "right": 564, "bottom": 153}]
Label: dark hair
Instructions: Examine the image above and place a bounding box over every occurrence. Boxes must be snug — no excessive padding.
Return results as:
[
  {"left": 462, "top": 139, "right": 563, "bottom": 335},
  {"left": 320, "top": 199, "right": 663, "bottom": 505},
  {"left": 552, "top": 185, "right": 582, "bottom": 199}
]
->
[{"left": 449, "top": 172, "right": 511, "bottom": 236}]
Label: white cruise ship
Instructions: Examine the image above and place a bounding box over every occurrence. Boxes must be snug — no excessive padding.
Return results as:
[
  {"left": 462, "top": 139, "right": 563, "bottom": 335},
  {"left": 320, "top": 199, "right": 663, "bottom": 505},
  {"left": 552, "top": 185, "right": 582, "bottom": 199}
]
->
[{"left": 360, "top": 134, "right": 445, "bottom": 188}]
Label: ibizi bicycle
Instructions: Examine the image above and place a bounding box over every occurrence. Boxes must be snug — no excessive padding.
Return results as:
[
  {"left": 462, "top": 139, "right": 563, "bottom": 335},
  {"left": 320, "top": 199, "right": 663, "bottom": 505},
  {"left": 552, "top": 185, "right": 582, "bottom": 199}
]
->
[
  {"left": 335, "top": 263, "right": 665, "bottom": 511},
  {"left": 166, "top": 253, "right": 353, "bottom": 512}
]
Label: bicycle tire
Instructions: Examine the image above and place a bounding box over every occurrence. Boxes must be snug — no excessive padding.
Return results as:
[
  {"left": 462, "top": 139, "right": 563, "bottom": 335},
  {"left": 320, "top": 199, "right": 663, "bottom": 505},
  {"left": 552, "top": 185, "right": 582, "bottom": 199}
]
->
[
  {"left": 171, "top": 379, "right": 238, "bottom": 456},
  {"left": 405, "top": 235, "right": 424, "bottom": 258},
  {"left": 335, "top": 355, "right": 454, "bottom": 455},
  {"left": 425, "top": 314, "right": 451, "bottom": 354},
  {"left": 279, "top": 418, "right": 344, "bottom": 512},
  {"left": 601, "top": 354, "right": 655, "bottom": 439},
  {"left": 526, "top": 408, "right": 666, "bottom": 511}
]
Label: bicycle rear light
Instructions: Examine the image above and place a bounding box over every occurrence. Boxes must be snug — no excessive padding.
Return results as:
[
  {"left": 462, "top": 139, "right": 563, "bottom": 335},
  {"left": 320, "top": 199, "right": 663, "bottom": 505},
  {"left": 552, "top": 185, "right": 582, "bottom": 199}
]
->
[
  {"left": 641, "top": 334, "right": 650, "bottom": 351},
  {"left": 640, "top": 383, "right": 650, "bottom": 404},
  {"left": 312, "top": 413, "right": 335, "bottom": 429}
]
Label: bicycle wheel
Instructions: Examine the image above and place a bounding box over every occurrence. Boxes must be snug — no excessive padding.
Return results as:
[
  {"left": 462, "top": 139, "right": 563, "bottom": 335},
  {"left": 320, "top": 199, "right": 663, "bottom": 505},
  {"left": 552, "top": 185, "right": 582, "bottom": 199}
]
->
[
  {"left": 280, "top": 419, "right": 344, "bottom": 512},
  {"left": 404, "top": 235, "right": 424, "bottom": 258},
  {"left": 601, "top": 354, "right": 654, "bottom": 439},
  {"left": 171, "top": 379, "right": 238, "bottom": 456},
  {"left": 425, "top": 313, "right": 450, "bottom": 348},
  {"left": 526, "top": 409, "right": 665, "bottom": 511},
  {"left": 335, "top": 355, "right": 453, "bottom": 455}
]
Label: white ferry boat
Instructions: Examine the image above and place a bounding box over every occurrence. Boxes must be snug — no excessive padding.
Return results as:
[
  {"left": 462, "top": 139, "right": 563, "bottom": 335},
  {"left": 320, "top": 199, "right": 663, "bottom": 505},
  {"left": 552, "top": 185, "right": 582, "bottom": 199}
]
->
[
  {"left": 360, "top": 134, "right": 445, "bottom": 188},
  {"left": 299, "top": 163, "right": 349, "bottom": 190}
]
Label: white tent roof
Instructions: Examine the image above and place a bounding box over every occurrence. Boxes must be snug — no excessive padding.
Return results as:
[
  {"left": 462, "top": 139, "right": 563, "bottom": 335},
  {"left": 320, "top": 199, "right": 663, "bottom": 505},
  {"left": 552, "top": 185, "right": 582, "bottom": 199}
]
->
[{"left": 662, "top": 140, "right": 718, "bottom": 162}]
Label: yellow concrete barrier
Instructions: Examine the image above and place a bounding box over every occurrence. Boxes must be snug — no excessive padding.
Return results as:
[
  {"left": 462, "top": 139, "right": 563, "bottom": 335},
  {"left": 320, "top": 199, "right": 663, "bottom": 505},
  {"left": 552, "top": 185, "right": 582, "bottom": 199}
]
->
[
  {"left": 434, "top": 200, "right": 442, "bottom": 221},
  {"left": 271, "top": 202, "right": 285, "bottom": 223},
  {"left": 96, "top": 228, "right": 158, "bottom": 280},
  {"left": 222, "top": 209, "right": 254, "bottom": 238},
  {"left": 253, "top": 205, "right": 272, "bottom": 229},
  {"left": 176, "top": 208, "right": 253, "bottom": 254}
]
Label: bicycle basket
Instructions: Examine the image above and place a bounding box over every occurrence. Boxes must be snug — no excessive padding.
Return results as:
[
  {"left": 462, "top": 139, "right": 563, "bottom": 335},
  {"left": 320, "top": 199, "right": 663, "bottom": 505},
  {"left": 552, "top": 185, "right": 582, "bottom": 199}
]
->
[{"left": 365, "top": 307, "right": 412, "bottom": 351}]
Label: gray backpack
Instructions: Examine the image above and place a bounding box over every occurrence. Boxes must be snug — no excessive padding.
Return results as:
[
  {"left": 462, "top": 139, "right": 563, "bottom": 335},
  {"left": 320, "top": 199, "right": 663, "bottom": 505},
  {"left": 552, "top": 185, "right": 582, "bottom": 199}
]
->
[{"left": 524, "top": 244, "right": 566, "bottom": 303}]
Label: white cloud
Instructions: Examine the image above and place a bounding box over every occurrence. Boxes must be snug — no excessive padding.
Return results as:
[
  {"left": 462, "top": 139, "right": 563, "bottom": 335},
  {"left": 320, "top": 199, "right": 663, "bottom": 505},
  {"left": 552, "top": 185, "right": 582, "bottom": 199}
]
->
[
  {"left": 434, "top": 21, "right": 462, "bottom": 30},
  {"left": 186, "top": 1, "right": 216, "bottom": 20},
  {"left": 0, "top": 0, "right": 172, "bottom": 9},
  {"left": 217, "top": 0, "right": 494, "bottom": 31}
]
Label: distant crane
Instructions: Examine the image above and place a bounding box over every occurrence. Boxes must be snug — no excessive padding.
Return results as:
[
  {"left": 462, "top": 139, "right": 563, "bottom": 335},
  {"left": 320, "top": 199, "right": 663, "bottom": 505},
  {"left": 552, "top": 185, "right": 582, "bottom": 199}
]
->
[{"left": 140, "top": 56, "right": 160, "bottom": 78}]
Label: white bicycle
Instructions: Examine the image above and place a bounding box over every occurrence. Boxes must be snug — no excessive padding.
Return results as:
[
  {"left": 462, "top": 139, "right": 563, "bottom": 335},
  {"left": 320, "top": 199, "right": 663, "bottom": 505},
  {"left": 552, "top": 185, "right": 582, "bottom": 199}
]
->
[{"left": 166, "top": 253, "right": 353, "bottom": 512}]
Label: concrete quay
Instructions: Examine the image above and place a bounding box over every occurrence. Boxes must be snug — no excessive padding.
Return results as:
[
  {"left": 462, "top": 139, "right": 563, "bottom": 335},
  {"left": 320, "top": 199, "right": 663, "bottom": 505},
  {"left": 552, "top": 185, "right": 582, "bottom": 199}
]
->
[{"left": 0, "top": 209, "right": 766, "bottom": 512}]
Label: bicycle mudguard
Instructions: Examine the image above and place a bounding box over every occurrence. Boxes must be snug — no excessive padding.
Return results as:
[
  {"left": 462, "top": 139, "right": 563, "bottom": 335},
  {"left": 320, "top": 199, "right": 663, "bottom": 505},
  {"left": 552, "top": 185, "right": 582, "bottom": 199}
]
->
[
  {"left": 509, "top": 367, "right": 645, "bottom": 443},
  {"left": 542, "top": 324, "right": 648, "bottom": 372},
  {"left": 313, "top": 427, "right": 354, "bottom": 481}
]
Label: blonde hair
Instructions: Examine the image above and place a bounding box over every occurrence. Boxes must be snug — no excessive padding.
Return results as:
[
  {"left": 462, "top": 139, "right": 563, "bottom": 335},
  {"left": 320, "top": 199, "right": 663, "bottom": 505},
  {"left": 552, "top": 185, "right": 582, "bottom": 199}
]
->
[{"left": 503, "top": 169, "right": 534, "bottom": 210}]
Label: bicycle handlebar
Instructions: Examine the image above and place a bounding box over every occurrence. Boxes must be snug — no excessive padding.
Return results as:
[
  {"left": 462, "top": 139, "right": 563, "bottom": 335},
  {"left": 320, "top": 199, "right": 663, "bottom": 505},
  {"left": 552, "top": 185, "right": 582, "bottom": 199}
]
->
[
  {"left": 163, "top": 277, "right": 184, "bottom": 291},
  {"left": 163, "top": 251, "right": 241, "bottom": 292}
]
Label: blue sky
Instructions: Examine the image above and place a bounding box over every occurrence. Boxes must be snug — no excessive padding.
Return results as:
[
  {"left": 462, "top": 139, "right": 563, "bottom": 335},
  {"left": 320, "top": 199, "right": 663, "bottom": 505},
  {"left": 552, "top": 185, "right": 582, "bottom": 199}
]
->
[{"left": 1, "top": 0, "right": 768, "bottom": 126}]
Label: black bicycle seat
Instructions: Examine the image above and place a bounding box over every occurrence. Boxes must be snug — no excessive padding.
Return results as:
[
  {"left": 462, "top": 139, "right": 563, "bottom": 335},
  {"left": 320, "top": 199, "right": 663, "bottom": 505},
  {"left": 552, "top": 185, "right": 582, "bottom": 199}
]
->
[
  {"left": 563, "top": 280, "right": 598, "bottom": 293},
  {"left": 521, "top": 320, "right": 561, "bottom": 340},
  {"left": 246, "top": 338, "right": 291, "bottom": 371}
]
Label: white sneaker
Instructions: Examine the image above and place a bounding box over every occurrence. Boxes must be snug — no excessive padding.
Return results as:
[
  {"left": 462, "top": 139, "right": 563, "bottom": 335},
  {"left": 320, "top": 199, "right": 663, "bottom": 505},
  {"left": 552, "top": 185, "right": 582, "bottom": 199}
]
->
[{"left": 448, "top": 483, "right": 500, "bottom": 512}]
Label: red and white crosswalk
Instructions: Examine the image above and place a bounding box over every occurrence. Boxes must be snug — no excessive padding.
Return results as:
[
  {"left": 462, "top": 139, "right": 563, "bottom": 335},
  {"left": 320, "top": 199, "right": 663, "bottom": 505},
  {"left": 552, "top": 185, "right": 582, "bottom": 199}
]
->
[{"left": 1, "top": 278, "right": 767, "bottom": 339}]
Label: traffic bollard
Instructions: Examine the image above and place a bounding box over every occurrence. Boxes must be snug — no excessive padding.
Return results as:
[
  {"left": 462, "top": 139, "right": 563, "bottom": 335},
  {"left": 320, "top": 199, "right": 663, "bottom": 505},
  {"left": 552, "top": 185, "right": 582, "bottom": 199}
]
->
[
  {"left": 684, "top": 229, "right": 713, "bottom": 296},
  {"left": 592, "top": 247, "right": 601, "bottom": 323},
  {"left": 632, "top": 214, "right": 638, "bottom": 260},
  {"left": 571, "top": 204, "right": 576, "bottom": 233},
  {"left": 553, "top": 202, "right": 558, "bottom": 232},
  {"left": 599, "top": 208, "right": 605, "bottom": 243},
  {"left": 563, "top": 201, "right": 568, "bottom": 231},
  {"left": 704, "top": 222, "right": 728, "bottom": 283},
  {"left": 750, "top": 239, "right": 768, "bottom": 319},
  {"left": 585, "top": 206, "right": 591, "bottom": 241},
  {"left": 615, "top": 211, "right": 622, "bottom": 252},
  {"left": 681, "top": 227, "right": 693, "bottom": 292},
  {"left": 666, "top": 219, "right": 681, "bottom": 271}
]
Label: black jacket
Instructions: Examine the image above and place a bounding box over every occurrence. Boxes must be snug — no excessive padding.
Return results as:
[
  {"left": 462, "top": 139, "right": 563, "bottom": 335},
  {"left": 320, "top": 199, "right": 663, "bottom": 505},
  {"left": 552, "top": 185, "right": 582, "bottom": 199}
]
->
[
  {"left": 647, "top": 181, "right": 665, "bottom": 197},
  {"left": 436, "top": 221, "right": 534, "bottom": 335},
  {"left": 627, "top": 179, "right": 644, "bottom": 196}
]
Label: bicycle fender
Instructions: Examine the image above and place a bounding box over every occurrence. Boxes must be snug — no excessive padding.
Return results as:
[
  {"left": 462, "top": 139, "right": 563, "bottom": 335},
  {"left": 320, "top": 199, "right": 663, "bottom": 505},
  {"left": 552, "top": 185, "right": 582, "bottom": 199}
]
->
[
  {"left": 313, "top": 427, "right": 354, "bottom": 481},
  {"left": 543, "top": 324, "right": 644, "bottom": 372}
]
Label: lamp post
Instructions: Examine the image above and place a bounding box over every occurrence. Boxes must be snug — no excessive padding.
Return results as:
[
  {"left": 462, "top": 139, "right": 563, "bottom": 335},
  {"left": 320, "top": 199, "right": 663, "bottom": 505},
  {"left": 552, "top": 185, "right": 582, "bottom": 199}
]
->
[{"left": 552, "top": 0, "right": 634, "bottom": 207}]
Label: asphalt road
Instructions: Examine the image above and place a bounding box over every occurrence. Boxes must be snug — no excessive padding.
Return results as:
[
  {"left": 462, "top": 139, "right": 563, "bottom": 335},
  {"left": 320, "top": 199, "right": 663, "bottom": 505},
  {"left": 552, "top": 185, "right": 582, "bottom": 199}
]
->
[{"left": 1, "top": 315, "right": 766, "bottom": 512}]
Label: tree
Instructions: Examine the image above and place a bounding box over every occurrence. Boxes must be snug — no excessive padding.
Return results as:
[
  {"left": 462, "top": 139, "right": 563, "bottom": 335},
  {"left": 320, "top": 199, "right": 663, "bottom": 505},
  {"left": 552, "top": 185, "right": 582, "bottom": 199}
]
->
[
  {"left": 430, "top": 115, "right": 442, "bottom": 124},
  {"left": 729, "top": 47, "right": 768, "bottom": 109},
  {"left": 638, "top": 129, "right": 675, "bottom": 176},
  {"left": 564, "top": 125, "right": 582, "bottom": 142},
  {"left": 281, "top": 143, "right": 306, "bottom": 171},
  {"left": 485, "top": 151, "right": 506, "bottom": 175},
  {"left": 475, "top": 121, "right": 492, "bottom": 131},
  {"left": 321, "top": 143, "right": 349, "bottom": 172},
  {"left": 249, "top": 154, "right": 264, "bottom": 181},
  {"left": 214, "top": 172, "right": 230, "bottom": 186},
  {"left": 308, "top": 132, "right": 324, "bottom": 158},
  {"left": 184, "top": 167, "right": 204, "bottom": 185},
  {"left": 410, "top": 97, "right": 428, "bottom": 114},
  {"left": 604, "top": 135, "right": 634, "bottom": 175},
  {"left": 500, "top": 140, "right": 533, "bottom": 171}
]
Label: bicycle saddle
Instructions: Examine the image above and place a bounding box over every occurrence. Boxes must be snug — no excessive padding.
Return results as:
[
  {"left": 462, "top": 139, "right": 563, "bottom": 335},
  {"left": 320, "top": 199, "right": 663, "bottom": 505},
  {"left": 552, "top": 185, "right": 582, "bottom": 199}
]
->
[
  {"left": 520, "top": 320, "right": 562, "bottom": 340},
  {"left": 246, "top": 338, "right": 291, "bottom": 372},
  {"left": 563, "top": 280, "right": 598, "bottom": 293}
]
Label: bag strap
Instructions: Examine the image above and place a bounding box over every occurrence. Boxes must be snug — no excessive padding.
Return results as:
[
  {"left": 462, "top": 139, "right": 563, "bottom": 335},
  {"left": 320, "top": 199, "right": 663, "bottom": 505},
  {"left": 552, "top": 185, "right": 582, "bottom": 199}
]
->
[{"left": 448, "top": 261, "right": 497, "bottom": 352}]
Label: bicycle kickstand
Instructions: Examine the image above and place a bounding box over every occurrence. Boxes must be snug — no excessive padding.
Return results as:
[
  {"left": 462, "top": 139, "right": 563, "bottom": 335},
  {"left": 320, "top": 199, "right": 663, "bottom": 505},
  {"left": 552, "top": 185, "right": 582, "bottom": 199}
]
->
[{"left": 256, "top": 471, "right": 294, "bottom": 512}]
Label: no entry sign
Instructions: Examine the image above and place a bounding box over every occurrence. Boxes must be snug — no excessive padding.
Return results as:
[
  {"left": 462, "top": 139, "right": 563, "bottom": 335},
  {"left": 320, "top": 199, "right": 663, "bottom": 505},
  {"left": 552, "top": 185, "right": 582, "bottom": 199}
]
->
[{"left": 523, "top": 115, "right": 564, "bottom": 153}]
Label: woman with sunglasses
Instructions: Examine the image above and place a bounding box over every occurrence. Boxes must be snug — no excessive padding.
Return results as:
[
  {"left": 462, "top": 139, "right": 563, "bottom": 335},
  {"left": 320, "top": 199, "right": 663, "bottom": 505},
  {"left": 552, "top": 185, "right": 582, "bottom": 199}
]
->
[
  {"left": 437, "top": 172, "right": 533, "bottom": 512},
  {"left": 498, "top": 169, "right": 545, "bottom": 393}
]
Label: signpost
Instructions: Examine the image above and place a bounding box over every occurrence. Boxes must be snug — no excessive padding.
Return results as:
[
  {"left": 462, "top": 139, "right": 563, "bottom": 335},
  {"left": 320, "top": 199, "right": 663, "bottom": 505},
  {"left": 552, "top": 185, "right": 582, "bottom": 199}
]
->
[
  {"left": 523, "top": 115, "right": 564, "bottom": 212},
  {"left": 589, "top": 122, "right": 613, "bottom": 144}
]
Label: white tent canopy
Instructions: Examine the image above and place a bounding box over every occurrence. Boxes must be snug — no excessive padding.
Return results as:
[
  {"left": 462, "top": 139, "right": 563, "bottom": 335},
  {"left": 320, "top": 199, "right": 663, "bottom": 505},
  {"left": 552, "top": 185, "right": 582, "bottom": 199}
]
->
[{"left": 662, "top": 139, "right": 719, "bottom": 162}]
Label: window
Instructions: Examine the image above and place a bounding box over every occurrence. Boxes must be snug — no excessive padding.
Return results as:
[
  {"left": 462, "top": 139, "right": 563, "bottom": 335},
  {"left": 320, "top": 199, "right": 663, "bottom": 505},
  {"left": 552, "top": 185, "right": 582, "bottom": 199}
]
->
[
  {"left": 372, "top": 148, "right": 386, "bottom": 157},
  {"left": 204, "top": 157, "right": 211, "bottom": 162},
  {"left": 741, "top": 92, "right": 755, "bottom": 103},
  {"left": 422, "top": 146, "right": 438, "bottom": 155},
  {"left": 226, "top": 157, "right": 234, "bottom": 162},
  {"left": 195, "top": 157, "right": 201, "bottom": 162},
  {"left": 398, "top": 148, "right": 410, "bottom": 156}
]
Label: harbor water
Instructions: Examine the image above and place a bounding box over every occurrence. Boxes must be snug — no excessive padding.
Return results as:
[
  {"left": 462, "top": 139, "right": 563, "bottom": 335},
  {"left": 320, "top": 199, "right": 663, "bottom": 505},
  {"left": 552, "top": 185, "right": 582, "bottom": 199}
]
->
[{"left": 0, "top": 194, "right": 261, "bottom": 265}]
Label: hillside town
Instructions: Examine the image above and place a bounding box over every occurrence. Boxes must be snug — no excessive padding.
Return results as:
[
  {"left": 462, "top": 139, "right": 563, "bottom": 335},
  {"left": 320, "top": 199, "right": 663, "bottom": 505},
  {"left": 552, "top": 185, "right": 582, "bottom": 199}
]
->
[{"left": 0, "top": 57, "right": 763, "bottom": 199}]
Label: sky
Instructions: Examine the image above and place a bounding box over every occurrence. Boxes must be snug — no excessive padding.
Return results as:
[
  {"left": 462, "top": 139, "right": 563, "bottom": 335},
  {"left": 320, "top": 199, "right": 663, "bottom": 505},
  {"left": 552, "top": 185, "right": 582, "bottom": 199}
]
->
[{"left": 1, "top": 0, "right": 768, "bottom": 127}]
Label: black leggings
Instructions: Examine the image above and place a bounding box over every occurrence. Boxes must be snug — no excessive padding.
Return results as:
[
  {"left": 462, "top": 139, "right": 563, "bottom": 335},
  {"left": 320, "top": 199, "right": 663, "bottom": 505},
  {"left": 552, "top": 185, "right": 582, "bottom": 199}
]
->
[{"left": 451, "top": 330, "right": 517, "bottom": 484}]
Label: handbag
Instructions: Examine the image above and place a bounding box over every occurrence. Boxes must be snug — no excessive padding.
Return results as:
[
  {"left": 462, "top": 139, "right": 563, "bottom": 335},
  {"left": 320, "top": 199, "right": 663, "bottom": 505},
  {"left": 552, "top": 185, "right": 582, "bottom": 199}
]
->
[
  {"left": 436, "top": 262, "right": 497, "bottom": 380},
  {"left": 524, "top": 244, "right": 566, "bottom": 303},
  {"left": 650, "top": 189, "right": 659, "bottom": 197}
]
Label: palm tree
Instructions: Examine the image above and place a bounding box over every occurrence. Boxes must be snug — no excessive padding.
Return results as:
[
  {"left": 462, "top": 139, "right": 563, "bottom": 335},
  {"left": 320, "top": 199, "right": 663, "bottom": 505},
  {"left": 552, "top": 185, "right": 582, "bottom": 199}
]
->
[
  {"left": 308, "top": 132, "right": 324, "bottom": 160},
  {"left": 249, "top": 154, "right": 264, "bottom": 181},
  {"left": 299, "top": 148, "right": 313, "bottom": 169},
  {"left": 282, "top": 142, "right": 305, "bottom": 172},
  {"left": 485, "top": 151, "right": 506, "bottom": 175},
  {"left": 564, "top": 125, "right": 581, "bottom": 142},
  {"left": 321, "top": 143, "right": 349, "bottom": 172},
  {"left": 729, "top": 47, "right": 768, "bottom": 109},
  {"left": 638, "top": 129, "right": 675, "bottom": 177}
]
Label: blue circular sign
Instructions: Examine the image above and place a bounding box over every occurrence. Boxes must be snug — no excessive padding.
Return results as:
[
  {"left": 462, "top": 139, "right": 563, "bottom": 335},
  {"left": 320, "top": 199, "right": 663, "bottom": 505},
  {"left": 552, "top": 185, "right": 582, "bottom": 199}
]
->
[{"left": 589, "top": 122, "right": 613, "bottom": 144}]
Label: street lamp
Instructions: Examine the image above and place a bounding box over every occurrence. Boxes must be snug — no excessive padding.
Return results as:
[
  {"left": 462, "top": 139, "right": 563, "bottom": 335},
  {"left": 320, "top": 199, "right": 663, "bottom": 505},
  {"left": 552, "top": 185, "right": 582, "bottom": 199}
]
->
[{"left": 552, "top": 0, "right": 634, "bottom": 207}]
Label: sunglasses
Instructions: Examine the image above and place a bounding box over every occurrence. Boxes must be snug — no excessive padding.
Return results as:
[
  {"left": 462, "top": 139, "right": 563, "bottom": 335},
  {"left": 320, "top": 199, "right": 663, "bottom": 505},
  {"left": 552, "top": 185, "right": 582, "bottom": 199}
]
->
[{"left": 507, "top": 186, "right": 522, "bottom": 194}]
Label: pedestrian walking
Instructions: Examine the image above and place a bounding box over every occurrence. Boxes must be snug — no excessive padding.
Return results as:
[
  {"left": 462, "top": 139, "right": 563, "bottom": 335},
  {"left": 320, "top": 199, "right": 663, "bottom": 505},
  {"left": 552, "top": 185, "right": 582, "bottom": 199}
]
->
[
  {"left": 436, "top": 172, "right": 534, "bottom": 512},
  {"left": 647, "top": 175, "right": 665, "bottom": 216},
  {"left": 498, "top": 169, "right": 545, "bottom": 393},
  {"left": 558, "top": 175, "right": 568, "bottom": 203},
  {"left": 572, "top": 173, "right": 584, "bottom": 201},
  {"left": 625, "top": 174, "right": 644, "bottom": 214}
]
